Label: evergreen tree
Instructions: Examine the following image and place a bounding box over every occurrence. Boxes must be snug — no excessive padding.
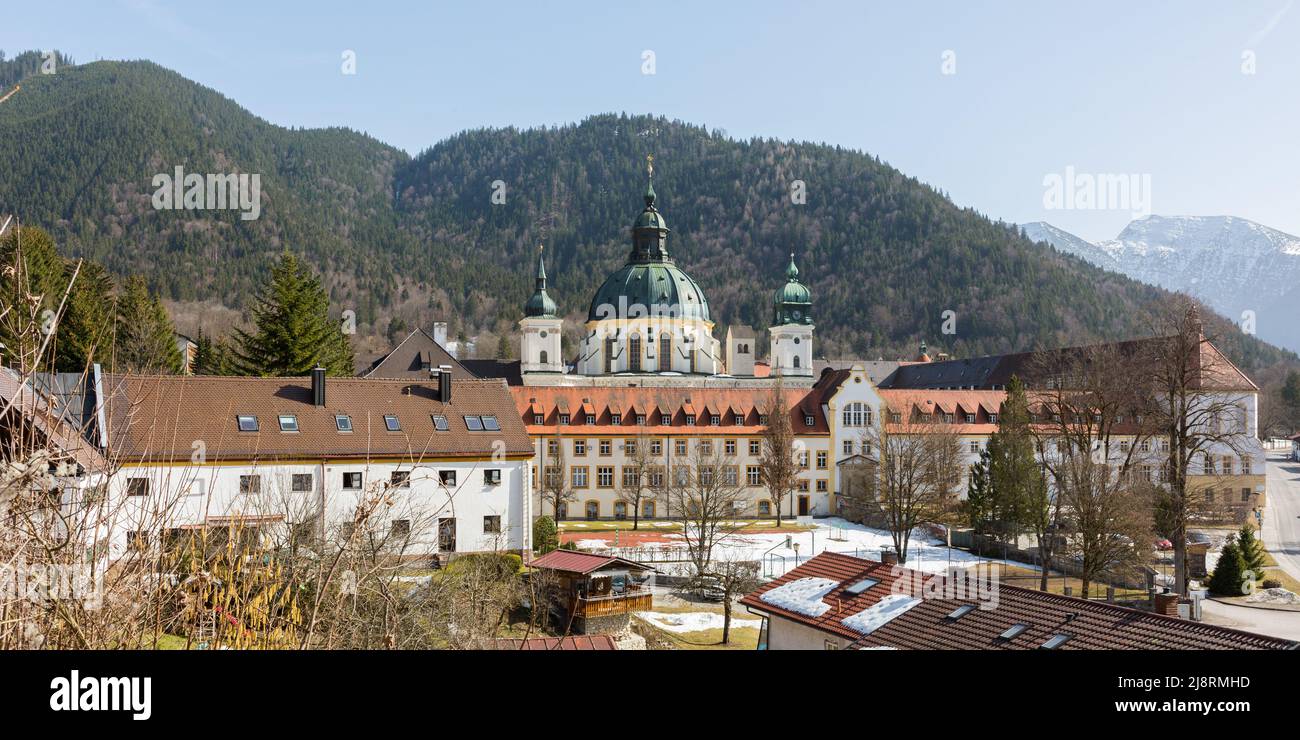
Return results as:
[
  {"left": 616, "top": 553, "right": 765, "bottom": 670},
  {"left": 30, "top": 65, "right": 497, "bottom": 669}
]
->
[
  {"left": 193, "top": 328, "right": 233, "bottom": 375},
  {"left": 0, "top": 225, "right": 67, "bottom": 369},
  {"left": 1207, "top": 536, "right": 1248, "bottom": 596},
  {"left": 1282, "top": 371, "right": 1300, "bottom": 416},
  {"left": 532, "top": 515, "right": 559, "bottom": 555},
  {"left": 965, "top": 446, "right": 994, "bottom": 533},
  {"left": 987, "top": 376, "right": 1044, "bottom": 542},
  {"left": 1236, "top": 523, "right": 1267, "bottom": 581},
  {"left": 231, "top": 252, "right": 354, "bottom": 376},
  {"left": 495, "top": 333, "right": 511, "bottom": 360},
  {"left": 58, "top": 259, "right": 116, "bottom": 372},
  {"left": 114, "top": 276, "right": 183, "bottom": 374}
]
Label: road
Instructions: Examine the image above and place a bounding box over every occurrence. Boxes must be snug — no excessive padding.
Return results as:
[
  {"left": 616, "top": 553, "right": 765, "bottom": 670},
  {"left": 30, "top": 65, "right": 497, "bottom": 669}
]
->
[
  {"left": 1262, "top": 451, "right": 1300, "bottom": 584},
  {"left": 1199, "top": 598, "right": 1300, "bottom": 641}
]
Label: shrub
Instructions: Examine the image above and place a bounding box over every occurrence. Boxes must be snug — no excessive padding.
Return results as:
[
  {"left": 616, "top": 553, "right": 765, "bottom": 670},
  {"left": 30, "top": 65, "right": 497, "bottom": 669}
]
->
[
  {"left": 1262, "top": 578, "right": 1282, "bottom": 590},
  {"left": 1207, "top": 538, "right": 1248, "bottom": 596}
]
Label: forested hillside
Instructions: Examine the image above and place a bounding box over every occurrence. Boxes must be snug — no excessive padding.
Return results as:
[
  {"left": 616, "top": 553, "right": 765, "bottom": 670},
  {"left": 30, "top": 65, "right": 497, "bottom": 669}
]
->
[{"left": 1, "top": 52, "right": 1294, "bottom": 381}]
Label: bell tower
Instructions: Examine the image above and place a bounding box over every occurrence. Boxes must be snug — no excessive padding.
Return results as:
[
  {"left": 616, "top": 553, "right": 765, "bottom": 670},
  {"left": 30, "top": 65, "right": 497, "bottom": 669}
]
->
[
  {"left": 769, "top": 253, "right": 813, "bottom": 377},
  {"left": 520, "top": 246, "right": 564, "bottom": 374}
]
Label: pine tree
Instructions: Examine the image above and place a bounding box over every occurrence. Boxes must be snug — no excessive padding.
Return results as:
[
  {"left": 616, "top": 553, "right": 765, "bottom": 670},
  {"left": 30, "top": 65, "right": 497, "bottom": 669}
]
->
[
  {"left": 1236, "top": 524, "right": 1267, "bottom": 581},
  {"left": 0, "top": 225, "right": 67, "bottom": 370},
  {"left": 1207, "top": 536, "right": 1248, "bottom": 596},
  {"left": 114, "top": 276, "right": 183, "bottom": 374},
  {"left": 532, "top": 515, "right": 559, "bottom": 555},
  {"left": 193, "top": 328, "right": 233, "bottom": 375},
  {"left": 495, "top": 333, "right": 511, "bottom": 360},
  {"left": 58, "top": 259, "right": 116, "bottom": 372},
  {"left": 987, "top": 376, "right": 1043, "bottom": 542},
  {"left": 965, "top": 446, "right": 994, "bottom": 533},
  {"left": 231, "top": 252, "right": 354, "bottom": 376}
]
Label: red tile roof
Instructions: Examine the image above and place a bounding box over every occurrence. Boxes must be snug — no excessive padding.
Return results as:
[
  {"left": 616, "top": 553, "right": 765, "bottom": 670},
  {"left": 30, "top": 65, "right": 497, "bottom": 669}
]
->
[
  {"left": 489, "top": 635, "right": 618, "bottom": 650},
  {"left": 741, "top": 552, "right": 1296, "bottom": 650},
  {"left": 529, "top": 549, "right": 654, "bottom": 575}
]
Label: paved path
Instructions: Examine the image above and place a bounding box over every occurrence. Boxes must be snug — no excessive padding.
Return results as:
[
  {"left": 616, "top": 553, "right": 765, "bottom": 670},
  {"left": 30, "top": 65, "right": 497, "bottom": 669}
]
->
[
  {"left": 1262, "top": 452, "right": 1300, "bottom": 584},
  {"left": 1199, "top": 598, "right": 1300, "bottom": 642}
]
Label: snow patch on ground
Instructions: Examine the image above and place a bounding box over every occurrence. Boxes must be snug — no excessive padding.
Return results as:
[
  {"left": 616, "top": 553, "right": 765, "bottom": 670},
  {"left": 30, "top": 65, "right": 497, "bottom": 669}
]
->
[
  {"left": 638, "top": 611, "right": 762, "bottom": 633},
  {"left": 759, "top": 577, "right": 840, "bottom": 617},
  {"left": 1246, "top": 587, "right": 1300, "bottom": 605},
  {"left": 841, "top": 594, "right": 921, "bottom": 635}
]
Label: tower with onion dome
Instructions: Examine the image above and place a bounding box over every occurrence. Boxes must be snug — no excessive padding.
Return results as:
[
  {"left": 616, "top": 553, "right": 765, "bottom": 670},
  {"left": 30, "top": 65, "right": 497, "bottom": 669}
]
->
[
  {"left": 769, "top": 253, "right": 814, "bottom": 377},
  {"left": 519, "top": 246, "right": 564, "bottom": 373}
]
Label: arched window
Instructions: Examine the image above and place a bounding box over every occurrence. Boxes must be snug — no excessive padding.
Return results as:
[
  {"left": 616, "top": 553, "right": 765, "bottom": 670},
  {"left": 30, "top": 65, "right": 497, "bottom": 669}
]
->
[
  {"left": 585, "top": 500, "right": 599, "bottom": 520},
  {"left": 659, "top": 333, "right": 672, "bottom": 372},
  {"left": 629, "top": 334, "right": 642, "bottom": 372},
  {"left": 793, "top": 356, "right": 801, "bottom": 369},
  {"left": 604, "top": 336, "right": 616, "bottom": 373},
  {"left": 539, "top": 350, "right": 548, "bottom": 365}
]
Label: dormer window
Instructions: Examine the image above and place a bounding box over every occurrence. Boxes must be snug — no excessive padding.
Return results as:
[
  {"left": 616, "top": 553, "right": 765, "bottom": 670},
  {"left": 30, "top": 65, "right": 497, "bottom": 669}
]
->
[
  {"left": 586, "top": 414, "right": 596, "bottom": 425},
  {"left": 611, "top": 414, "right": 622, "bottom": 425},
  {"left": 965, "top": 413, "right": 975, "bottom": 424},
  {"left": 804, "top": 414, "right": 814, "bottom": 427},
  {"left": 758, "top": 414, "right": 769, "bottom": 425},
  {"left": 685, "top": 414, "right": 696, "bottom": 426},
  {"left": 988, "top": 413, "right": 999, "bottom": 424},
  {"left": 236, "top": 415, "right": 259, "bottom": 432},
  {"left": 636, "top": 414, "right": 646, "bottom": 425},
  {"left": 733, "top": 414, "right": 744, "bottom": 425},
  {"left": 661, "top": 413, "right": 671, "bottom": 425},
  {"left": 710, "top": 415, "right": 720, "bottom": 426},
  {"left": 944, "top": 413, "right": 955, "bottom": 424},
  {"left": 559, "top": 414, "right": 571, "bottom": 425},
  {"left": 533, "top": 414, "right": 544, "bottom": 425}
]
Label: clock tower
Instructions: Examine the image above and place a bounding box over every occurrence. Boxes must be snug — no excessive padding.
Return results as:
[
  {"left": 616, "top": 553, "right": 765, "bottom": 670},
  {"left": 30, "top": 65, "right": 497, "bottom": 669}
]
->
[{"left": 769, "top": 253, "right": 813, "bottom": 377}]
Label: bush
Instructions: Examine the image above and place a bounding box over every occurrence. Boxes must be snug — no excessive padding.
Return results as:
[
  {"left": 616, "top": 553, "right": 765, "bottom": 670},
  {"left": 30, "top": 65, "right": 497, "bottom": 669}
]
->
[
  {"left": 533, "top": 516, "right": 559, "bottom": 554},
  {"left": 1262, "top": 578, "right": 1282, "bottom": 590},
  {"left": 444, "top": 552, "right": 521, "bottom": 578}
]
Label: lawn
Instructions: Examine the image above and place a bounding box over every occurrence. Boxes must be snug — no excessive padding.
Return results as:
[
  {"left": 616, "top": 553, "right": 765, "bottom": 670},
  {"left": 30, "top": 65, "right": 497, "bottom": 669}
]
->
[{"left": 996, "top": 565, "right": 1148, "bottom": 600}]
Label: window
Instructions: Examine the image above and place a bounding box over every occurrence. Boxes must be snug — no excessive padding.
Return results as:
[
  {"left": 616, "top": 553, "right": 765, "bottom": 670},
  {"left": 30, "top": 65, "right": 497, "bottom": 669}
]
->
[
  {"left": 533, "top": 414, "right": 544, "bottom": 425},
  {"left": 1139, "top": 440, "right": 1151, "bottom": 452},
  {"left": 649, "top": 467, "right": 664, "bottom": 488},
  {"left": 384, "top": 414, "right": 401, "bottom": 432},
  {"left": 544, "top": 466, "right": 562, "bottom": 488},
  {"left": 598, "top": 439, "right": 612, "bottom": 456},
  {"left": 465, "top": 415, "right": 485, "bottom": 431},
  {"left": 585, "top": 414, "right": 596, "bottom": 425},
  {"left": 614, "top": 501, "right": 628, "bottom": 520},
  {"left": 573, "top": 439, "right": 587, "bottom": 456},
  {"left": 641, "top": 501, "right": 655, "bottom": 518},
  {"left": 126, "top": 478, "right": 149, "bottom": 496},
  {"left": 390, "top": 471, "right": 410, "bottom": 488},
  {"left": 291, "top": 474, "right": 313, "bottom": 493},
  {"left": 710, "top": 415, "right": 720, "bottom": 426},
  {"left": 391, "top": 519, "right": 411, "bottom": 538},
  {"left": 843, "top": 440, "right": 853, "bottom": 455},
  {"left": 969, "top": 441, "right": 980, "bottom": 453},
  {"left": 431, "top": 415, "right": 449, "bottom": 431},
  {"left": 240, "top": 475, "right": 261, "bottom": 494},
  {"left": 998, "top": 624, "right": 1029, "bottom": 640},
  {"left": 686, "top": 414, "right": 696, "bottom": 426},
  {"left": 439, "top": 470, "right": 457, "bottom": 486},
  {"left": 611, "top": 414, "right": 622, "bottom": 425},
  {"left": 700, "top": 468, "right": 714, "bottom": 486},
  {"left": 572, "top": 467, "right": 588, "bottom": 488},
  {"left": 546, "top": 439, "right": 560, "bottom": 457},
  {"left": 236, "top": 415, "right": 259, "bottom": 432},
  {"left": 624, "top": 439, "right": 638, "bottom": 456},
  {"left": 629, "top": 334, "right": 642, "bottom": 372},
  {"left": 1222, "top": 455, "right": 1234, "bottom": 476},
  {"left": 335, "top": 414, "right": 353, "bottom": 432},
  {"left": 816, "top": 451, "right": 828, "bottom": 469},
  {"left": 845, "top": 578, "right": 880, "bottom": 595},
  {"left": 798, "top": 451, "right": 809, "bottom": 469},
  {"left": 485, "top": 469, "right": 501, "bottom": 485},
  {"left": 890, "top": 412, "right": 902, "bottom": 424},
  {"left": 946, "top": 604, "right": 977, "bottom": 620},
  {"left": 278, "top": 414, "right": 299, "bottom": 432},
  {"left": 1241, "top": 456, "right": 1253, "bottom": 475},
  {"left": 965, "top": 413, "right": 975, "bottom": 423},
  {"left": 650, "top": 439, "right": 663, "bottom": 456},
  {"left": 1040, "top": 634, "right": 1073, "bottom": 650},
  {"left": 597, "top": 466, "right": 615, "bottom": 488},
  {"left": 758, "top": 414, "right": 769, "bottom": 425},
  {"left": 585, "top": 501, "right": 599, "bottom": 520},
  {"left": 734, "top": 414, "right": 744, "bottom": 425},
  {"left": 988, "top": 413, "right": 999, "bottom": 424},
  {"left": 824, "top": 640, "right": 839, "bottom": 651},
  {"left": 797, "top": 479, "right": 809, "bottom": 492},
  {"left": 661, "top": 413, "right": 672, "bottom": 425},
  {"left": 659, "top": 333, "right": 672, "bottom": 372},
  {"left": 675, "top": 439, "right": 687, "bottom": 456},
  {"left": 699, "top": 439, "right": 713, "bottom": 456},
  {"left": 816, "top": 479, "right": 827, "bottom": 493},
  {"left": 722, "top": 466, "right": 739, "bottom": 485},
  {"left": 342, "top": 472, "right": 363, "bottom": 490},
  {"left": 559, "top": 414, "right": 571, "bottom": 425},
  {"left": 636, "top": 414, "right": 646, "bottom": 425},
  {"left": 943, "top": 413, "right": 954, "bottom": 424},
  {"left": 622, "top": 467, "right": 639, "bottom": 487},
  {"left": 747, "top": 466, "right": 762, "bottom": 486},
  {"left": 749, "top": 439, "right": 761, "bottom": 456},
  {"left": 725, "top": 439, "right": 737, "bottom": 456},
  {"left": 483, "top": 515, "right": 502, "bottom": 533},
  {"left": 127, "top": 530, "right": 149, "bottom": 553},
  {"left": 804, "top": 414, "right": 814, "bottom": 427},
  {"left": 1242, "top": 488, "right": 1251, "bottom": 503},
  {"left": 758, "top": 500, "right": 771, "bottom": 516}
]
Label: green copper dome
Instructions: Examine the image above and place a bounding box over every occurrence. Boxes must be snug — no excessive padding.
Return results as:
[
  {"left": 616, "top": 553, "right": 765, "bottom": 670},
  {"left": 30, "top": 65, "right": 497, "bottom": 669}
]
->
[
  {"left": 587, "top": 176, "right": 710, "bottom": 322},
  {"left": 525, "top": 250, "right": 557, "bottom": 318},
  {"left": 773, "top": 253, "right": 812, "bottom": 325}
]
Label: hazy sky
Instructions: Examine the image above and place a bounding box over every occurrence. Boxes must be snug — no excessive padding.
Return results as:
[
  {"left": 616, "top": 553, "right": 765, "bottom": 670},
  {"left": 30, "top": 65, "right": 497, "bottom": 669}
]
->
[{"left": 3, "top": 0, "right": 1298, "bottom": 242}]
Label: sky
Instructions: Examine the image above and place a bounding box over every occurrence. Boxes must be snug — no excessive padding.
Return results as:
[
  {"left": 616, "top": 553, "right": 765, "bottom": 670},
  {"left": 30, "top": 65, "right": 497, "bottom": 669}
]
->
[{"left": 3, "top": 0, "right": 1299, "bottom": 242}]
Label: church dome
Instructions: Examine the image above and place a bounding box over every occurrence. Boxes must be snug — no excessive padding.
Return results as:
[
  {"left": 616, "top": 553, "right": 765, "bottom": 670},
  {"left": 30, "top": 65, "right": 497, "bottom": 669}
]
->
[
  {"left": 587, "top": 173, "right": 711, "bottom": 322},
  {"left": 524, "top": 249, "right": 557, "bottom": 318}
]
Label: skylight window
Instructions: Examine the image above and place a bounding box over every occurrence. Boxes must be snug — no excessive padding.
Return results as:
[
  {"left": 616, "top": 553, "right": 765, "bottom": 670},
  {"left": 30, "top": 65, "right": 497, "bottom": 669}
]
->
[
  {"left": 431, "top": 415, "right": 449, "bottom": 431},
  {"left": 384, "top": 414, "right": 401, "bottom": 432},
  {"left": 236, "top": 415, "right": 259, "bottom": 432},
  {"left": 465, "top": 415, "right": 484, "bottom": 431},
  {"left": 999, "top": 624, "right": 1029, "bottom": 640},
  {"left": 946, "top": 604, "right": 977, "bottom": 621},
  {"left": 335, "top": 414, "right": 353, "bottom": 432},
  {"left": 844, "top": 578, "right": 880, "bottom": 595},
  {"left": 278, "top": 415, "right": 299, "bottom": 432},
  {"left": 481, "top": 415, "right": 500, "bottom": 431},
  {"left": 1040, "top": 633, "right": 1073, "bottom": 650}
]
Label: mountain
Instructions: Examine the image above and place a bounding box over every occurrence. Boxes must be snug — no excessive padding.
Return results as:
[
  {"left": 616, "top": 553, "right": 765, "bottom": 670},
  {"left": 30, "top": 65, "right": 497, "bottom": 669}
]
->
[
  {"left": 1, "top": 52, "right": 1296, "bottom": 381},
  {"left": 1022, "top": 216, "right": 1300, "bottom": 354}
]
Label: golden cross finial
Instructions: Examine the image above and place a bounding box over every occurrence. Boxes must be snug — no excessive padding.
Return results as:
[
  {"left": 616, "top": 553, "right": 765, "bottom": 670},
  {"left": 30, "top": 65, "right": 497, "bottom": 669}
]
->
[
  {"left": 646, "top": 154, "right": 654, "bottom": 178},
  {"left": 538, "top": 243, "right": 544, "bottom": 253}
]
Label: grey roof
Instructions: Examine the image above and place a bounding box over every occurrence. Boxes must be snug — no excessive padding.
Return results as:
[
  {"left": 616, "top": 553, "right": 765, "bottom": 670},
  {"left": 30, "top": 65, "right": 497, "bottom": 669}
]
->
[
  {"left": 362, "top": 328, "right": 475, "bottom": 380},
  {"left": 813, "top": 360, "right": 902, "bottom": 386}
]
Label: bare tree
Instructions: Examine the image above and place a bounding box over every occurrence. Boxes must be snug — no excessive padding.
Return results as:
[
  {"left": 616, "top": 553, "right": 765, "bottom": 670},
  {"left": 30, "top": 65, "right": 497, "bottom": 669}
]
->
[
  {"left": 847, "top": 403, "right": 963, "bottom": 564},
  {"left": 615, "top": 429, "right": 655, "bottom": 530},
  {"left": 662, "top": 443, "right": 746, "bottom": 576},
  {"left": 1143, "top": 297, "right": 1256, "bottom": 595},
  {"left": 537, "top": 427, "right": 574, "bottom": 519},
  {"left": 758, "top": 378, "right": 796, "bottom": 526}
]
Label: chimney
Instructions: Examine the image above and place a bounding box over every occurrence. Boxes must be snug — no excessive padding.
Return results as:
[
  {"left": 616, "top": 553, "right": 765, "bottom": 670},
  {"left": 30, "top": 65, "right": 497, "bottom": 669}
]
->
[
  {"left": 1153, "top": 592, "right": 1181, "bottom": 618},
  {"left": 437, "top": 365, "right": 452, "bottom": 403},
  {"left": 880, "top": 549, "right": 899, "bottom": 566},
  {"left": 432, "top": 322, "right": 448, "bottom": 347},
  {"left": 311, "top": 365, "right": 326, "bottom": 407}
]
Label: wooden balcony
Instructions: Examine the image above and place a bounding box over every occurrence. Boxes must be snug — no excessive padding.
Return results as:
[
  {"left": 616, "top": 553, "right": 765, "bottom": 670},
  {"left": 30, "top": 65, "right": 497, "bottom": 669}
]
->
[{"left": 574, "top": 589, "right": 653, "bottom": 619}]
